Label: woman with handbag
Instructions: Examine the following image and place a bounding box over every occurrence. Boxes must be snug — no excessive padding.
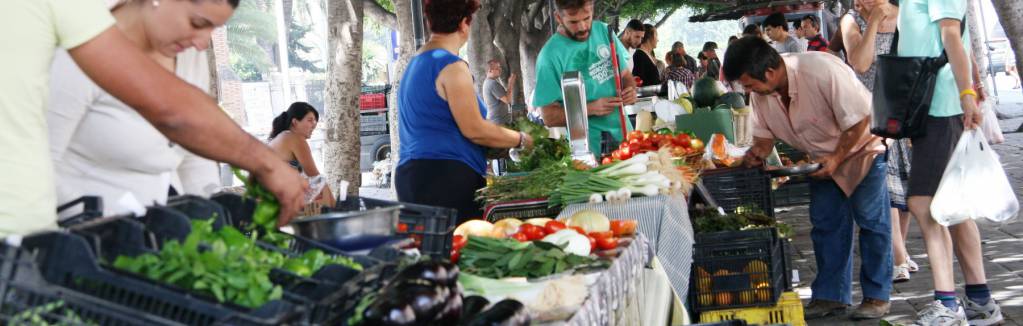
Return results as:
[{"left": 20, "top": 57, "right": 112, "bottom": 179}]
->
[
  {"left": 891, "top": 0, "right": 1001, "bottom": 325},
  {"left": 840, "top": 0, "right": 920, "bottom": 287}
]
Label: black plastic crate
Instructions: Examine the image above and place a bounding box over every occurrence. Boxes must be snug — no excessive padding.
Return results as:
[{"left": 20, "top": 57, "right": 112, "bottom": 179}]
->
[
  {"left": 773, "top": 179, "right": 811, "bottom": 207},
  {"left": 339, "top": 197, "right": 458, "bottom": 259},
  {"left": 360, "top": 84, "right": 391, "bottom": 94},
  {"left": 690, "top": 228, "right": 787, "bottom": 312},
  {"left": 20, "top": 230, "right": 303, "bottom": 326},
  {"left": 483, "top": 199, "right": 561, "bottom": 222},
  {"left": 699, "top": 167, "right": 774, "bottom": 217},
  {"left": 78, "top": 208, "right": 372, "bottom": 325},
  {"left": 0, "top": 244, "right": 182, "bottom": 326}
]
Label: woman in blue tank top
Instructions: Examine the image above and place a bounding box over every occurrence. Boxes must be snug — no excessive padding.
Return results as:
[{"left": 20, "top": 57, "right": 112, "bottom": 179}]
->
[{"left": 396, "top": 0, "right": 533, "bottom": 222}]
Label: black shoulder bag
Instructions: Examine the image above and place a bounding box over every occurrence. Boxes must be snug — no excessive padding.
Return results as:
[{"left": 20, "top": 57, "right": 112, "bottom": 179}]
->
[{"left": 871, "top": 17, "right": 965, "bottom": 139}]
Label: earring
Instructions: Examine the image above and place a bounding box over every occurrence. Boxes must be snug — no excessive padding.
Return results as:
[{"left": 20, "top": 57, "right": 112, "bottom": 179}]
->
[{"left": 152, "top": 0, "right": 160, "bottom": 7}]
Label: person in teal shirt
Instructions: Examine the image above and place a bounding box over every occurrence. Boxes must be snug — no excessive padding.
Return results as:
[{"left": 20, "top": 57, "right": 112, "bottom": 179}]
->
[
  {"left": 897, "top": 1, "right": 999, "bottom": 326},
  {"left": 532, "top": 0, "right": 638, "bottom": 156}
]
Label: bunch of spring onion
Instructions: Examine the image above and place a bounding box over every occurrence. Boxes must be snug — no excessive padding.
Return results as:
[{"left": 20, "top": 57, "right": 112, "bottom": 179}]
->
[{"left": 548, "top": 153, "right": 683, "bottom": 207}]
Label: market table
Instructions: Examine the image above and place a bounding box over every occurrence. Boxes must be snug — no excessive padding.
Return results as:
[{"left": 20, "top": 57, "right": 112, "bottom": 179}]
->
[{"left": 557, "top": 194, "right": 694, "bottom": 303}]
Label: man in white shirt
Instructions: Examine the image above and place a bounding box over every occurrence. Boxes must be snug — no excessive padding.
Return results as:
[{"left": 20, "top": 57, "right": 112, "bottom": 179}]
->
[{"left": 622, "top": 19, "right": 645, "bottom": 57}]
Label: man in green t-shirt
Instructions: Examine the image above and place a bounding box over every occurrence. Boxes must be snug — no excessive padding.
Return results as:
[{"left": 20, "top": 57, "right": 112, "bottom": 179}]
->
[{"left": 532, "top": 0, "right": 638, "bottom": 156}]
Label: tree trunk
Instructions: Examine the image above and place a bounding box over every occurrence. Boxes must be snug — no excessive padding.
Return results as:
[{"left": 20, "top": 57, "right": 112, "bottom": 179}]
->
[
  {"left": 466, "top": 0, "right": 503, "bottom": 91},
  {"left": 493, "top": 0, "right": 526, "bottom": 104},
  {"left": 519, "top": 0, "right": 553, "bottom": 106},
  {"left": 967, "top": 0, "right": 992, "bottom": 99},
  {"left": 324, "top": 0, "right": 364, "bottom": 196},
  {"left": 654, "top": 7, "right": 678, "bottom": 28},
  {"left": 992, "top": 0, "right": 1023, "bottom": 87},
  {"left": 364, "top": 0, "right": 397, "bottom": 27},
  {"left": 389, "top": 0, "right": 415, "bottom": 192}
]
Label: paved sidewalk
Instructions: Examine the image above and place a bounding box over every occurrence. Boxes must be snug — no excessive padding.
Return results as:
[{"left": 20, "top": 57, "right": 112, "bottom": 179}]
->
[{"left": 783, "top": 116, "right": 1023, "bottom": 326}]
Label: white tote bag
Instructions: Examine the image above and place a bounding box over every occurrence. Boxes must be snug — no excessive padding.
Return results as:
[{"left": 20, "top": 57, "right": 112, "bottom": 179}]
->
[
  {"left": 979, "top": 100, "right": 1005, "bottom": 144},
  {"left": 931, "top": 130, "right": 1019, "bottom": 226}
]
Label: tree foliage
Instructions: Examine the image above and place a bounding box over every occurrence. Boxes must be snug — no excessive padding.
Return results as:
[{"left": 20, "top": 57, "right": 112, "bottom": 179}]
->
[{"left": 226, "top": 0, "right": 277, "bottom": 81}]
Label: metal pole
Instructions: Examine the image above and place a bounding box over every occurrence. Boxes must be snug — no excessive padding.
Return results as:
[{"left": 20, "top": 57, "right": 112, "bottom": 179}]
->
[
  {"left": 411, "top": 0, "right": 427, "bottom": 50},
  {"left": 275, "top": 0, "right": 291, "bottom": 104}
]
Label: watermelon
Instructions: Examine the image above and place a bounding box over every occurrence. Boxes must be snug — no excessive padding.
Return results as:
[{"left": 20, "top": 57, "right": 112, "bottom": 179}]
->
[
  {"left": 691, "top": 77, "right": 721, "bottom": 108},
  {"left": 715, "top": 92, "right": 747, "bottom": 110}
]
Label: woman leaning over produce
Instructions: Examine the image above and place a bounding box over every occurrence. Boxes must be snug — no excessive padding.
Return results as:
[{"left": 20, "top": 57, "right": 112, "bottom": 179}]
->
[
  {"left": 48, "top": 0, "right": 236, "bottom": 217},
  {"left": 396, "top": 0, "right": 533, "bottom": 222}
]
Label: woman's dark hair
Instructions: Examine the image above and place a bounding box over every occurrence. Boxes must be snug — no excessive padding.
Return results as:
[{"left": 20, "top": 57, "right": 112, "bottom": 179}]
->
[
  {"left": 742, "top": 24, "right": 761, "bottom": 36},
  {"left": 269, "top": 102, "right": 319, "bottom": 140},
  {"left": 223, "top": 0, "right": 239, "bottom": 8},
  {"left": 669, "top": 52, "right": 685, "bottom": 68},
  {"left": 424, "top": 0, "right": 481, "bottom": 33},
  {"left": 723, "top": 36, "right": 783, "bottom": 82},
  {"left": 640, "top": 24, "right": 656, "bottom": 46}
]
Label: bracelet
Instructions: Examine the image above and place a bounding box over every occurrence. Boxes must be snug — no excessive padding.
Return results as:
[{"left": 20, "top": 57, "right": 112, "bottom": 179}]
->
[
  {"left": 959, "top": 88, "right": 978, "bottom": 100},
  {"left": 517, "top": 132, "right": 526, "bottom": 149}
]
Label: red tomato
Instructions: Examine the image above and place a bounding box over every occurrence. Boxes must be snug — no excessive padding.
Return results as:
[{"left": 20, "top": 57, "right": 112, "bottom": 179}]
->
[
  {"left": 397, "top": 223, "right": 409, "bottom": 233},
  {"left": 520, "top": 224, "right": 545, "bottom": 240},
  {"left": 674, "top": 133, "right": 692, "bottom": 148},
  {"left": 569, "top": 226, "right": 587, "bottom": 235},
  {"left": 620, "top": 146, "right": 632, "bottom": 158},
  {"left": 658, "top": 139, "right": 674, "bottom": 149},
  {"left": 544, "top": 221, "right": 567, "bottom": 234},
  {"left": 596, "top": 237, "right": 619, "bottom": 250},
  {"left": 511, "top": 232, "right": 529, "bottom": 242},
  {"left": 627, "top": 143, "right": 641, "bottom": 155},
  {"left": 628, "top": 130, "right": 645, "bottom": 141},
  {"left": 671, "top": 146, "right": 687, "bottom": 157},
  {"left": 611, "top": 151, "right": 622, "bottom": 161},
  {"left": 587, "top": 235, "right": 597, "bottom": 253},
  {"left": 610, "top": 220, "right": 639, "bottom": 236},
  {"left": 452, "top": 235, "right": 468, "bottom": 251},
  {"left": 601, "top": 157, "right": 614, "bottom": 165},
  {"left": 450, "top": 249, "right": 460, "bottom": 263},
  {"left": 589, "top": 231, "right": 613, "bottom": 240}
]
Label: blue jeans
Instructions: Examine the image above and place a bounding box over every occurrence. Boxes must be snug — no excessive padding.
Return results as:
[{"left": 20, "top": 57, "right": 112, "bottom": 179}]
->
[{"left": 808, "top": 155, "right": 892, "bottom": 303}]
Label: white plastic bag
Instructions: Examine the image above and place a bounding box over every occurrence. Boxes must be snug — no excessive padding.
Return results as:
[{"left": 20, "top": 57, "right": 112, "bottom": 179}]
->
[
  {"left": 930, "top": 130, "right": 1019, "bottom": 226},
  {"left": 979, "top": 100, "right": 1004, "bottom": 144}
]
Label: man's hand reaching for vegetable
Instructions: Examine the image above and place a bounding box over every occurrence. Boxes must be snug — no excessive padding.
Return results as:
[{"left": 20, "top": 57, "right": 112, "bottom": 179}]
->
[{"left": 254, "top": 162, "right": 308, "bottom": 226}]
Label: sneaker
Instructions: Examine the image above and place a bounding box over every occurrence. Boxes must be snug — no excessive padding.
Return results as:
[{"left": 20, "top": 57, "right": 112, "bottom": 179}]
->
[
  {"left": 851, "top": 298, "right": 891, "bottom": 320},
  {"left": 894, "top": 265, "right": 911, "bottom": 283},
  {"left": 906, "top": 256, "right": 920, "bottom": 273},
  {"left": 961, "top": 296, "right": 1004, "bottom": 326},
  {"left": 804, "top": 299, "right": 849, "bottom": 319},
  {"left": 911, "top": 301, "right": 968, "bottom": 326}
]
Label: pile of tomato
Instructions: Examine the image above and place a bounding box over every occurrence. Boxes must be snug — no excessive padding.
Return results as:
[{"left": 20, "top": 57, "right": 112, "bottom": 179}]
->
[{"left": 603, "top": 130, "right": 706, "bottom": 164}]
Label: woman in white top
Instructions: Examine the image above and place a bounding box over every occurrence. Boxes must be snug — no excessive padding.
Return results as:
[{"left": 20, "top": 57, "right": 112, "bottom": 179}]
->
[
  {"left": 268, "top": 102, "right": 336, "bottom": 207},
  {"left": 48, "top": 0, "right": 237, "bottom": 217}
]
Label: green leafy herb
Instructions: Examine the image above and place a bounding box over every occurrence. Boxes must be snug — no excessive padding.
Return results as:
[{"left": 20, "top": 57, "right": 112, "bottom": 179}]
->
[
  {"left": 457, "top": 236, "right": 608, "bottom": 279},
  {"left": 507, "top": 119, "right": 571, "bottom": 172}
]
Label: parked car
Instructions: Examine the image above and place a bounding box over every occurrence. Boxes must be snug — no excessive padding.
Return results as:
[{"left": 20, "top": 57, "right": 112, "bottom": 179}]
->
[{"left": 359, "top": 85, "right": 392, "bottom": 172}]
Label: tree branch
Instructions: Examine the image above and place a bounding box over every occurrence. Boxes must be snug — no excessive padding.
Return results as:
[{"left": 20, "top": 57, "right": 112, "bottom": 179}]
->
[
  {"left": 363, "top": 0, "right": 397, "bottom": 27},
  {"left": 654, "top": 6, "right": 678, "bottom": 28}
]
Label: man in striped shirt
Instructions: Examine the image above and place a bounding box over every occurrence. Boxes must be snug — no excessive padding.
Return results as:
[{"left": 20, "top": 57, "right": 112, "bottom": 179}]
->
[{"left": 802, "top": 15, "right": 830, "bottom": 52}]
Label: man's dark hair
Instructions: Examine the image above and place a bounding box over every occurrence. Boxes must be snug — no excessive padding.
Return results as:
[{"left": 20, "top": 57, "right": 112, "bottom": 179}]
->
[
  {"left": 728, "top": 35, "right": 739, "bottom": 44},
  {"left": 742, "top": 24, "right": 761, "bottom": 36},
  {"left": 554, "top": 0, "right": 593, "bottom": 11},
  {"left": 625, "top": 19, "right": 644, "bottom": 31},
  {"left": 801, "top": 15, "right": 820, "bottom": 29},
  {"left": 763, "top": 13, "right": 788, "bottom": 31},
  {"left": 702, "top": 41, "right": 718, "bottom": 52},
  {"left": 723, "top": 36, "right": 783, "bottom": 82}
]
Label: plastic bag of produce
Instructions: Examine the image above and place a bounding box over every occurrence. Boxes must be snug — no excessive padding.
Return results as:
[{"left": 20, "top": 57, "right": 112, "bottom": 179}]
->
[{"left": 930, "top": 130, "right": 1018, "bottom": 226}]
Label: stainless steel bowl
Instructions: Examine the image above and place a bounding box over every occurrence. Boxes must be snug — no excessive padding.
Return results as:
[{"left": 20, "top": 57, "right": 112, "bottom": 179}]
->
[{"left": 289, "top": 205, "right": 402, "bottom": 252}]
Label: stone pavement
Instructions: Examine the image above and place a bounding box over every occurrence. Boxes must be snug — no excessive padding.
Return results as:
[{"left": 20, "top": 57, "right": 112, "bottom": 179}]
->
[{"left": 782, "top": 115, "right": 1023, "bottom": 326}]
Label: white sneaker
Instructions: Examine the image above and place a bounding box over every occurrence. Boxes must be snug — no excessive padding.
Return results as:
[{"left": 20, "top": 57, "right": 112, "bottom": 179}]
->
[
  {"left": 893, "top": 265, "right": 911, "bottom": 283},
  {"left": 906, "top": 256, "right": 920, "bottom": 273},
  {"left": 911, "top": 301, "right": 968, "bottom": 326},
  {"left": 961, "top": 296, "right": 1004, "bottom": 326}
]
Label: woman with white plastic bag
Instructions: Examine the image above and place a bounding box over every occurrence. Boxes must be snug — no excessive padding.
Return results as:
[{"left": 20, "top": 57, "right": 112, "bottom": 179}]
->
[{"left": 930, "top": 129, "right": 1019, "bottom": 226}]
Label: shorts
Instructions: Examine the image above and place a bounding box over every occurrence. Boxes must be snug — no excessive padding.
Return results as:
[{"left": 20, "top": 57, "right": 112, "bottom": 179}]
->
[{"left": 908, "top": 115, "right": 964, "bottom": 197}]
